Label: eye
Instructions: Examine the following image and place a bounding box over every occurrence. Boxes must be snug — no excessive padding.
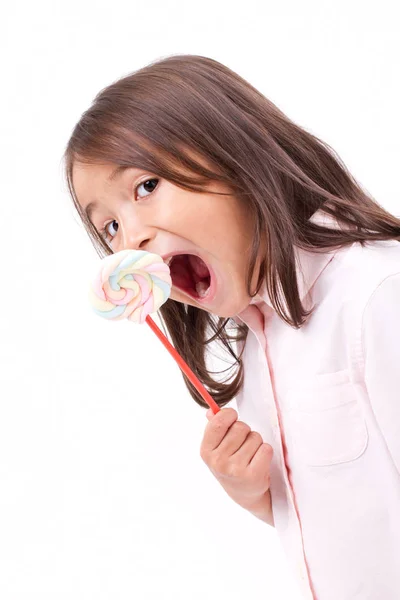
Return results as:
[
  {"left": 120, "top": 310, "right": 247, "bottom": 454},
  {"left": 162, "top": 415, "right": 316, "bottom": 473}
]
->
[
  {"left": 98, "top": 177, "right": 159, "bottom": 245},
  {"left": 136, "top": 177, "right": 159, "bottom": 199},
  {"left": 99, "top": 220, "right": 119, "bottom": 245}
]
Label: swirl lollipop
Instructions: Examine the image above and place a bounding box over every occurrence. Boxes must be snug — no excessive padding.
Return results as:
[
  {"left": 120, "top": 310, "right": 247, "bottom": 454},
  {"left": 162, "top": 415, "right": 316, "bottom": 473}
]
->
[{"left": 88, "top": 249, "right": 220, "bottom": 414}]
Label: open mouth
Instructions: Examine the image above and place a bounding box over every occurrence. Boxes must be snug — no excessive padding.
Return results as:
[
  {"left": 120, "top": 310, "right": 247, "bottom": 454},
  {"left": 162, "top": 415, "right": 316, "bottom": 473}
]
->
[{"left": 168, "top": 254, "right": 212, "bottom": 300}]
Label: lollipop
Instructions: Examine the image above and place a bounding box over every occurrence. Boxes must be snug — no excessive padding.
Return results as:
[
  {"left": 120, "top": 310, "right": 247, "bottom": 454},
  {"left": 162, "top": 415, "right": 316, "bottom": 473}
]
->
[
  {"left": 88, "top": 249, "right": 220, "bottom": 414},
  {"left": 89, "top": 249, "right": 171, "bottom": 324}
]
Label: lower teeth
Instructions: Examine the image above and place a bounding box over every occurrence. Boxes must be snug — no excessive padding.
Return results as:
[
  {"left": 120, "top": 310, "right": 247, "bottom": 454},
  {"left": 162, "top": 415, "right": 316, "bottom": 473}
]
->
[{"left": 196, "top": 281, "right": 210, "bottom": 297}]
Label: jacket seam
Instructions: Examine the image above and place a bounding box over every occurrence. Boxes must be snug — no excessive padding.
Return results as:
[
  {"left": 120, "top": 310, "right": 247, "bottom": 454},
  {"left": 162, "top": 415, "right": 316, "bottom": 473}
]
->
[{"left": 358, "top": 271, "right": 400, "bottom": 380}]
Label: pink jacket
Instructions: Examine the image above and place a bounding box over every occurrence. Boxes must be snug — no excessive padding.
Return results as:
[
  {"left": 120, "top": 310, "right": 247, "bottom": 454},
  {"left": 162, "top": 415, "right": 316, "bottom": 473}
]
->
[{"left": 232, "top": 208, "right": 400, "bottom": 600}]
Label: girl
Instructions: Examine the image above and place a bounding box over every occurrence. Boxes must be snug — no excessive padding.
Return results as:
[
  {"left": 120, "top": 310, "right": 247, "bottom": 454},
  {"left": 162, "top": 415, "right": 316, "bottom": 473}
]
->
[{"left": 63, "top": 55, "right": 400, "bottom": 600}]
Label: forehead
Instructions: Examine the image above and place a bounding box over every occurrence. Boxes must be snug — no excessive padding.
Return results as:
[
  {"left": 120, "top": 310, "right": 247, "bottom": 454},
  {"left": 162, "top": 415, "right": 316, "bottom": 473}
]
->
[
  {"left": 71, "top": 148, "right": 228, "bottom": 213},
  {"left": 72, "top": 161, "right": 135, "bottom": 209},
  {"left": 72, "top": 162, "right": 124, "bottom": 189},
  {"left": 72, "top": 165, "right": 120, "bottom": 225},
  {"left": 71, "top": 143, "right": 220, "bottom": 188}
]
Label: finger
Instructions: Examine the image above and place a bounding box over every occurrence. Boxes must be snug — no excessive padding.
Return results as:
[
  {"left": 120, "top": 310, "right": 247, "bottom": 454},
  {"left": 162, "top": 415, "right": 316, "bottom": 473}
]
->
[
  {"left": 215, "top": 420, "right": 251, "bottom": 456},
  {"left": 229, "top": 431, "right": 264, "bottom": 464},
  {"left": 202, "top": 407, "right": 238, "bottom": 452},
  {"left": 248, "top": 443, "right": 274, "bottom": 475}
]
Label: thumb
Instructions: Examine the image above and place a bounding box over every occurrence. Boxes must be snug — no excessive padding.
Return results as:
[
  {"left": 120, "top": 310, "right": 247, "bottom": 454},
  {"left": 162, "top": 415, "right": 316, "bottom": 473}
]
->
[{"left": 206, "top": 408, "right": 213, "bottom": 420}]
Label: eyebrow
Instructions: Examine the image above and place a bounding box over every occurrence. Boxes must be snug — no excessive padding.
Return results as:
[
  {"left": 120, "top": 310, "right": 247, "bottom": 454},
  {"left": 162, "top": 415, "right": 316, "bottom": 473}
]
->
[{"left": 84, "top": 166, "right": 128, "bottom": 222}]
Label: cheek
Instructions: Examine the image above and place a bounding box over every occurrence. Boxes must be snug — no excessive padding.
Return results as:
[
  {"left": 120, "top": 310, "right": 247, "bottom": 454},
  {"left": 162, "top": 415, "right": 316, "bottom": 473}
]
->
[
  {"left": 164, "top": 188, "right": 246, "bottom": 249},
  {"left": 167, "top": 200, "right": 214, "bottom": 239}
]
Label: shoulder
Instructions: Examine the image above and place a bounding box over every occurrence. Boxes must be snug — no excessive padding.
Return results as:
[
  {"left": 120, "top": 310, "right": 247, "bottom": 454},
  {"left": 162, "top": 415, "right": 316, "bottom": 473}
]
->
[
  {"left": 328, "top": 240, "right": 400, "bottom": 373},
  {"left": 312, "top": 240, "right": 400, "bottom": 358},
  {"left": 339, "top": 239, "right": 400, "bottom": 278},
  {"left": 361, "top": 266, "right": 400, "bottom": 334},
  {"left": 328, "top": 239, "right": 400, "bottom": 305}
]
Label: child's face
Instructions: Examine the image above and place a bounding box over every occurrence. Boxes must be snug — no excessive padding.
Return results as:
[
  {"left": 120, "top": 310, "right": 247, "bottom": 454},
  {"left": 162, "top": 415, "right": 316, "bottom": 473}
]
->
[{"left": 72, "top": 161, "right": 263, "bottom": 317}]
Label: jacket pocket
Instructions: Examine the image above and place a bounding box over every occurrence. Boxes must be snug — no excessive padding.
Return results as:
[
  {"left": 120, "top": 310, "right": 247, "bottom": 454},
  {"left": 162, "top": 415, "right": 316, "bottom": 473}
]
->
[{"left": 284, "top": 370, "right": 368, "bottom": 467}]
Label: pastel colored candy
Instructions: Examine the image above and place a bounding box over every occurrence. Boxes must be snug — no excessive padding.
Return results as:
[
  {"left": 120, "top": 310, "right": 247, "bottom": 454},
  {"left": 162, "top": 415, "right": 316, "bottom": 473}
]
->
[{"left": 89, "top": 249, "right": 172, "bottom": 324}]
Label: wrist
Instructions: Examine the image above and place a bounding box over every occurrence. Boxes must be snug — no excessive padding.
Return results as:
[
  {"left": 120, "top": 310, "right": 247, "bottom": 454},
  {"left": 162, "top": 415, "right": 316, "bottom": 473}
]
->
[{"left": 236, "top": 489, "right": 274, "bottom": 526}]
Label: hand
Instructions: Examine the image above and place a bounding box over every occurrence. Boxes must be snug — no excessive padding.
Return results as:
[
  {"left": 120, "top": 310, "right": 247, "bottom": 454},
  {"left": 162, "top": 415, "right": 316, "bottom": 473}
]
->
[{"left": 200, "top": 407, "right": 273, "bottom": 507}]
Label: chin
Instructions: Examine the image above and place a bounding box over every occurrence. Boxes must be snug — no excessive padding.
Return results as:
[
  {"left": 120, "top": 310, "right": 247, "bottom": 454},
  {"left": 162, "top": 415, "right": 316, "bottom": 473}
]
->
[{"left": 168, "top": 289, "right": 246, "bottom": 319}]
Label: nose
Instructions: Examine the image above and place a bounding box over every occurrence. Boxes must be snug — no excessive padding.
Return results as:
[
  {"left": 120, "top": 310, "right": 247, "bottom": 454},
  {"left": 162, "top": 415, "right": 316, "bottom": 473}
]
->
[{"left": 122, "top": 224, "right": 157, "bottom": 253}]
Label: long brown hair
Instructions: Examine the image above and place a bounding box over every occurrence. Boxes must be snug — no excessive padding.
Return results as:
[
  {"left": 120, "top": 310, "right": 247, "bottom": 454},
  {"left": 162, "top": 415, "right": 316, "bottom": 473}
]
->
[{"left": 62, "top": 54, "right": 400, "bottom": 410}]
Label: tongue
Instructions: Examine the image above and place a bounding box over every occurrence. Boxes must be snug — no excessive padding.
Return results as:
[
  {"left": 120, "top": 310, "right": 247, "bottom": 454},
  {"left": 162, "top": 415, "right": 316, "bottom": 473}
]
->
[
  {"left": 188, "top": 255, "right": 210, "bottom": 279},
  {"left": 169, "top": 254, "right": 210, "bottom": 294}
]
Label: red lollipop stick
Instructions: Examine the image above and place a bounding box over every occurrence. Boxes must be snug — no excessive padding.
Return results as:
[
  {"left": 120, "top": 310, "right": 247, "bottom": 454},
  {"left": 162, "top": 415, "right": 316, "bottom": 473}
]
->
[{"left": 145, "top": 315, "right": 221, "bottom": 415}]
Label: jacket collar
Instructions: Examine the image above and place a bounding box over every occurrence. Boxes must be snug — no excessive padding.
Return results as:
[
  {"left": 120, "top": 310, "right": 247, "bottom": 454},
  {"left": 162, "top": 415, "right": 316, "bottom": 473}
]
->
[{"left": 233, "top": 208, "right": 341, "bottom": 328}]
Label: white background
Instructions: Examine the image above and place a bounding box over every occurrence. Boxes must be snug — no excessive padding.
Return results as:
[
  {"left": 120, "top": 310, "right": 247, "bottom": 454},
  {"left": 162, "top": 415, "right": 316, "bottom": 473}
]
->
[{"left": 1, "top": 1, "right": 399, "bottom": 598}]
